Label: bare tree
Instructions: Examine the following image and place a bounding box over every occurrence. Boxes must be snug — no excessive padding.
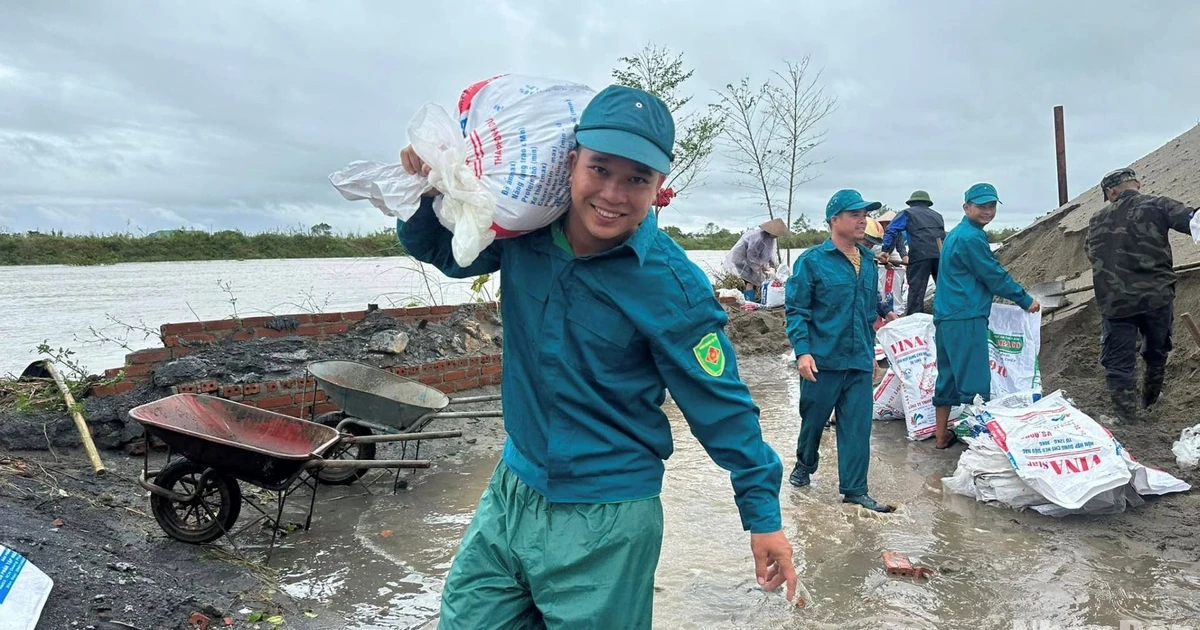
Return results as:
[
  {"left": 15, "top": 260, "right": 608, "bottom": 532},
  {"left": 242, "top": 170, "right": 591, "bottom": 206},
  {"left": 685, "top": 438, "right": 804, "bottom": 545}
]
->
[
  {"left": 715, "top": 78, "right": 782, "bottom": 222},
  {"left": 718, "top": 59, "right": 835, "bottom": 265},
  {"left": 613, "top": 44, "right": 724, "bottom": 217},
  {"left": 767, "top": 57, "right": 836, "bottom": 264}
]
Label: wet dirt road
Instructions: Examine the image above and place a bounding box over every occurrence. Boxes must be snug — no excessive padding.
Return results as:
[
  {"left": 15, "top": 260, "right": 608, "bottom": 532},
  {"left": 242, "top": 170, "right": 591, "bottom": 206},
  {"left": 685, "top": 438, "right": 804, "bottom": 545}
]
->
[{"left": 272, "top": 356, "right": 1200, "bottom": 629}]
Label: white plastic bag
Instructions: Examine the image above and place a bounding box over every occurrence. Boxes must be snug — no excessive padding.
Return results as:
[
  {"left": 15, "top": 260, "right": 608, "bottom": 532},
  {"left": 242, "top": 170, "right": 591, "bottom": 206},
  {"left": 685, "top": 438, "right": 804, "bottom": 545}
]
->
[
  {"left": 763, "top": 267, "right": 788, "bottom": 309},
  {"left": 981, "top": 392, "right": 1131, "bottom": 510},
  {"left": 330, "top": 74, "right": 595, "bottom": 267},
  {"left": 872, "top": 368, "right": 904, "bottom": 420},
  {"left": 1191, "top": 211, "right": 1200, "bottom": 244},
  {"left": 877, "top": 264, "right": 907, "bottom": 316},
  {"left": 988, "top": 304, "right": 1042, "bottom": 398},
  {"left": 878, "top": 314, "right": 938, "bottom": 440},
  {"left": 1172, "top": 424, "right": 1200, "bottom": 470},
  {"left": 0, "top": 544, "right": 53, "bottom": 630}
]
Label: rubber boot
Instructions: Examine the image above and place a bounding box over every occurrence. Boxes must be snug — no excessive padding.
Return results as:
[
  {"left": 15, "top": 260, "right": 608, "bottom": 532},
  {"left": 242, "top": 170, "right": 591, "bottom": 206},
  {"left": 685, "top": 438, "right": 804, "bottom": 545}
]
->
[
  {"left": 1142, "top": 365, "right": 1165, "bottom": 409},
  {"left": 843, "top": 494, "right": 893, "bottom": 513},
  {"left": 1111, "top": 388, "right": 1138, "bottom": 425},
  {"left": 789, "top": 463, "right": 811, "bottom": 487}
]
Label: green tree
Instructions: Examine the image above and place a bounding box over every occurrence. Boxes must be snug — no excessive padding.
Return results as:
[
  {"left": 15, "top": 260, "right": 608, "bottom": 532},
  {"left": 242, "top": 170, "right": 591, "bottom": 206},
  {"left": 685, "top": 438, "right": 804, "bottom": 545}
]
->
[
  {"left": 613, "top": 43, "right": 724, "bottom": 217},
  {"left": 310, "top": 222, "right": 333, "bottom": 237},
  {"left": 791, "top": 214, "right": 812, "bottom": 234}
]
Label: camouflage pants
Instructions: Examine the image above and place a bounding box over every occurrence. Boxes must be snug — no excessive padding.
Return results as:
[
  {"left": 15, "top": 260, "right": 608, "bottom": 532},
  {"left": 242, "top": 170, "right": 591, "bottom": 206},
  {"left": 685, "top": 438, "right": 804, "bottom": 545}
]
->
[{"left": 1100, "top": 303, "right": 1173, "bottom": 391}]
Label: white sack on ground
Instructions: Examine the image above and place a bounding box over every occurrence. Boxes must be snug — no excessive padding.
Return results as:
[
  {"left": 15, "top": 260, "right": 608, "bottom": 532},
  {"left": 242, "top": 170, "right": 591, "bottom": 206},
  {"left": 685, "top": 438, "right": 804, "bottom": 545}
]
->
[
  {"left": 1172, "top": 424, "right": 1200, "bottom": 470},
  {"left": 877, "top": 314, "right": 938, "bottom": 440},
  {"left": 330, "top": 74, "right": 595, "bottom": 267},
  {"left": 942, "top": 391, "right": 1190, "bottom": 515},
  {"left": 872, "top": 368, "right": 904, "bottom": 420}
]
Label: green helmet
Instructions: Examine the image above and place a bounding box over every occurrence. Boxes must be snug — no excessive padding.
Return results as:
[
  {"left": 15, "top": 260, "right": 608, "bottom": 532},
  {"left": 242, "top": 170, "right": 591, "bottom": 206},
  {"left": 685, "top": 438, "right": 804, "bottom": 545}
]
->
[{"left": 906, "top": 190, "right": 933, "bottom": 205}]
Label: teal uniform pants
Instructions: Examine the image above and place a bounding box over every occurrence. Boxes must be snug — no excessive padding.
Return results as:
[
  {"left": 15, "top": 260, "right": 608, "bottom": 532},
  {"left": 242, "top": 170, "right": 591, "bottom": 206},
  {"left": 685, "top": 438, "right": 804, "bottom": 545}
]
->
[
  {"left": 933, "top": 317, "right": 991, "bottom": 407},
  {"left": 438, "top": 462, "right": 664, "bottom": 630},
  {"left": 795, "top": 369, "right": 873, "bottom": 496}
]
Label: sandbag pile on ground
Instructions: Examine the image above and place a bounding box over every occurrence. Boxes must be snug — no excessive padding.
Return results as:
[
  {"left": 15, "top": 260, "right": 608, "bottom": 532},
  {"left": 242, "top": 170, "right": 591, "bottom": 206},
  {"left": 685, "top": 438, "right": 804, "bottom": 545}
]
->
[
  {"left": 873, "top": 305, "right": 1042, "bottom": 440},
  {"left": 942, "top": 391, "right": 1190, "bottom": 516},
  {"left": 330, "top": 74, "right": 595, "bottom": 267}
]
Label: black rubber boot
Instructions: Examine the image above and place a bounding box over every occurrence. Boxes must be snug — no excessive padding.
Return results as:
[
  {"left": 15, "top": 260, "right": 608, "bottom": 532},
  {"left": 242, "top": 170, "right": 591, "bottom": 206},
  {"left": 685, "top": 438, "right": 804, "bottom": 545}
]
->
[
  {"left": 1142, "top": 365, "right": 1165, "bottom": 409},
  {"left": 1111, "top": 388, "right": 1139, "bottom": 425}
]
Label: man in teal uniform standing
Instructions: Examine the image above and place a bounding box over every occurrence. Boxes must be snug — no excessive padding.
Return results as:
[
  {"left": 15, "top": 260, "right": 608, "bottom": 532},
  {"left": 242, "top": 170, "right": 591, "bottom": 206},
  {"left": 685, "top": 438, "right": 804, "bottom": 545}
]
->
[
  {"left": 784, "top": 189, "right": 897, "bottom": 512},
  {"left": 932, "top": 183, "right": 1040, "bottom": 448},
  {"left": 396, "top": 85, "right": 798, "bottom": 629}
]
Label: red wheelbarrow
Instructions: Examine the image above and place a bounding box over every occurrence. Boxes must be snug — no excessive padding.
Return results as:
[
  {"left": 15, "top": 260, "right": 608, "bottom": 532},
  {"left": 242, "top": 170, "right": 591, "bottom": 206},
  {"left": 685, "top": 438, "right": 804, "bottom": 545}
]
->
[{"left": 129, "top": 393, "right": 456, "bottom": 561}]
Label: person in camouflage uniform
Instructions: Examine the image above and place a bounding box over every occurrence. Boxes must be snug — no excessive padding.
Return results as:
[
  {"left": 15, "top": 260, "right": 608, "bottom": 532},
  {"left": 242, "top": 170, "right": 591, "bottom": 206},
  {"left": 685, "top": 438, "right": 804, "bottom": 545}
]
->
[{"left": 1085, "top": 167, "right": 1199, "bottom": 423}]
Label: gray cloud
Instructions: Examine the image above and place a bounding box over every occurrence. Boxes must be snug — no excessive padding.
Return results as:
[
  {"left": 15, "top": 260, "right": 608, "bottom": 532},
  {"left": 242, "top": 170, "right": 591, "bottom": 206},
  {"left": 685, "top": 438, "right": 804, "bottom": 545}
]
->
[{"left": 2, "top": 0, "right": 1198, "bottom": 238}]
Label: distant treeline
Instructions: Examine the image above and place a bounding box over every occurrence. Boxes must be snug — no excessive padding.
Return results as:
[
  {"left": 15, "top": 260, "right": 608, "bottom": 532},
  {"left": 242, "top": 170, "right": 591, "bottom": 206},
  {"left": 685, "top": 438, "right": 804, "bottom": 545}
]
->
[{"left": 0, "top": 222, "right": 1023, "bottom": 266}]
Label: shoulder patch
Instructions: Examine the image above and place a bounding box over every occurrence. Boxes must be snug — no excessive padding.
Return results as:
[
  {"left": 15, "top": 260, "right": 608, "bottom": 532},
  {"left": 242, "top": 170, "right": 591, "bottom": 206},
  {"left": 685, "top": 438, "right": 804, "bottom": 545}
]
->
[{"left": 693, "top": 332, "right": 726, "bottom": 377}]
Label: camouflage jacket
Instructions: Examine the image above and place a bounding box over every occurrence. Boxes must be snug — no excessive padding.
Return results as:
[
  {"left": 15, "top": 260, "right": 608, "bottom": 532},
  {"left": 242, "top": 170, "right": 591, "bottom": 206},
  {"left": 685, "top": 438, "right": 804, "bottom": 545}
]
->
[{"left": 1085, "top": 189, "right": 1195, "bottom": 319}]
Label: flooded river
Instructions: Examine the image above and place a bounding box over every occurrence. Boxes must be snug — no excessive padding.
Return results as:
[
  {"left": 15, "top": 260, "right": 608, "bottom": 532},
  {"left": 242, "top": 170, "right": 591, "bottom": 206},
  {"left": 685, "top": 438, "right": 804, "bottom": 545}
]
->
[{"left": 270, "top": 359, "right": 1200, "bottom": 630}]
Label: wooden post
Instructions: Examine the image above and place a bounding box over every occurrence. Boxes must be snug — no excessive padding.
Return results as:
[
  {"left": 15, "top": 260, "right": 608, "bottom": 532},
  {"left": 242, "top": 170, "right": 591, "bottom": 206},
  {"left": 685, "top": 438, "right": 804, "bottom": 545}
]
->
[
  {"left": 1054, "top": 105, "right": 1068, "bottom": 207},
  {"left": 1182, "top": 313, "right": 1200, "bottom": 349},
  {"left": 43, "top": 361, "right": 106, "bottom": 475}
]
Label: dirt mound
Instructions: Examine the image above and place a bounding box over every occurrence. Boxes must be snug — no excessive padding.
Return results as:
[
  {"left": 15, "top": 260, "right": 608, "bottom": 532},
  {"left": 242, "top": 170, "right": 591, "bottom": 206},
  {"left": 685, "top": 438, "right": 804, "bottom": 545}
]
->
[{"left": 725, "top": 306, "right": 791, "bottom": 356}]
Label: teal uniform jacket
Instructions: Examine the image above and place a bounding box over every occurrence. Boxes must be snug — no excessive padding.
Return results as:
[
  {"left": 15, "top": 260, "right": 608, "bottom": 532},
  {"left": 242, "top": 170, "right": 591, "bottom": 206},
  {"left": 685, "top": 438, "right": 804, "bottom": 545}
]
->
[
  {"left": 933, "top": 216, "right": 1033, "bottom": 322},
  {"left": 398, "top": 199, "right": 783, "bottom": 534},
  {"left": 784, "top": 240, "right": 891, "bottom": 371}
]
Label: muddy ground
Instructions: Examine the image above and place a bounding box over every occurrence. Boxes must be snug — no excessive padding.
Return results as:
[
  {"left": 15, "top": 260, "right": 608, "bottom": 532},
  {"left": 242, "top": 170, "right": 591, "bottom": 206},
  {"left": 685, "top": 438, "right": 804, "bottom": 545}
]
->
[{"left": 0, "top": 387, "right": 503, "bottom": 630}]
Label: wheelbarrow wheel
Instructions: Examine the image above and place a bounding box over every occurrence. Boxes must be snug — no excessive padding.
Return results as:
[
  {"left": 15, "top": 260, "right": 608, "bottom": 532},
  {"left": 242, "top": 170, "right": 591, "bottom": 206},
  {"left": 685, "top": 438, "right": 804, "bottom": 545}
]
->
[
  {"left": 314, "top": 412, "right": 377, "bottom": 486},
  {"left": 150, "top": 458, "right": 242, "bottom": 544}
]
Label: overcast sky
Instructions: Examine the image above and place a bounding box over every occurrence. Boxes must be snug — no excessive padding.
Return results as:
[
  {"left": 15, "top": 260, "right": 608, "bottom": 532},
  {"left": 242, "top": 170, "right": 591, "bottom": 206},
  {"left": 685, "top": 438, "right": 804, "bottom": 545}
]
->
[{"left": 2, "top": 0, "right": 1199, "bottom": 237}]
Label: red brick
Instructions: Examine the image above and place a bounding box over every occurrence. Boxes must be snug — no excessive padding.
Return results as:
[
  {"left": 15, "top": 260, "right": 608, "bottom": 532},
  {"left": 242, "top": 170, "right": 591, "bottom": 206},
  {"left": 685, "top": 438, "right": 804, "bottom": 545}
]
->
[
  {"left": 239, "top": 316, "right": 272, "bottom": 328},
  {"left": 91, "top": 384, "right": 116, "bottom": 397},
  {"left": 241, "top": 383, "right": 261, "bottom": 396},
  {"left": 219, "top": 385, "right": 243, "bottom": 398},
  {"left": 295, "top": 323, "right": 324, "bottom": 337},
  {"left": 342, "top": 311, "right": 367, "bottom": 321},
  {"left": 161, "top": 322, "right": 204, "bottom": 335},
  {"left": 201, "top": 318, "right": 239, "bottom": 331},
  {"left": 434, "top": 382, "right": 454, "bottom": 394},
  {"left": 431, "top": 305, "right": 456, "bottom": 315},
  {"left": 264, "top": 381, "right": 279, "bottom": 393},
  {"left": 324, "top": 322, "right": 350, "bottom": 335},
  {"left": 456, "top": 378, "right": 481, "bottom": 392},
  {"left": 401, "top": 366, "right": 421, "bottom": 377},
  {"left": 442, "top": 370, "right": 467, "bottom": 382},
  {"left": 480, "top": 354, "right": 493, "bottom": 365},
  {"left": 254, "top": 328, "right": 291, "bottom": 339},
  {"left": 469, "top": 356, "right": 482, "bottom": 367},
  {"left": 162, "top": 335, "right": 180, "bottom": 348},
  {"left": 198, "top": 380, "right": 218, "bottom": 393},
  {"left": 482, "top": 364, "right": 502, "bottom": 375},
  {"left": 380, "top": 308, "right": 408, "bottom": 318},
  {"left": 405, "top": 306, "right": 432, "bottom": 317},
  {"left": 127, "top": 348, "right": 173, "bottom": 365},
  {"left": 280, "top": 379, "right": 298, "bottom": 391},
  {"left": 256, "top": 394, "right": 294, "bottom": 409},
  {"left": 276, "top": 405, "right": 303, "bottom": 418},
  {"left": 122, "top": 363, "right": 152, "bottom": 378},
  {"left": 295, "top": 390, "right": 325, "bottom": 404},
  {"left": 313, "top": 312, "right": 343, "bottom": 323},
  {"left": 104, "top": 368, "right": 123, "bottom": 379},
  {"left": 176, "top": 383, "right": 200, "bottom": 394},
  {"left": 883, "top": 551, "right": 913, "bottom": 577},
  {"left": 232, "top": 330, "right": 255, "bottom": 342},
  {"left": 179, "top": 333, "right": 218, "bottom": 344},
  {"left": 313, "top": 402, "right": 339, "bottom": 415},
  {"left": 452, "top": 357, "right": 473, "bottom": 369},
  {"left": 113, "top": 381, "right": 136, "bottom": 394},
  {"left": 420, "top": 373, "right": 443, "bottom": 385},
  {"left": 466, "top": 366, "right": 481, "bottom": 378}
]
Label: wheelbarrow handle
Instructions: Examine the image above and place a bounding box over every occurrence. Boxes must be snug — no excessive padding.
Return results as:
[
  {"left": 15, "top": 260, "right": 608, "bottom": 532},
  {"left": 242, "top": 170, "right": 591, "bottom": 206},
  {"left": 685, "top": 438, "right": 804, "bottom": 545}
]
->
[
  {"left": 341, "top": 430, "right": 463, "bottom": 444},
  {"left": 306, "top": 459, "right": 432, "bottom": 470},
  {"left": 426, "top": 410, "right": 504, "bottom": 420},
  {"left": 447, "top": 394, "right": 502, "bottom": 405}
]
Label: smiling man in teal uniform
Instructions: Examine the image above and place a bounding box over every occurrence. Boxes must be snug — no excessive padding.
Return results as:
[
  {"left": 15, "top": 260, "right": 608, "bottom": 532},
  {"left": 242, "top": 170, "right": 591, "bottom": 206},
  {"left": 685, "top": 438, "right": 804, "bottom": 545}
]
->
[
  {"left": 932, "top": 183, "right": 1040, "bottom": 448},
  {"left": 784, "top": 189, "right": 897, "bottom": 513},
  {"left": 395, "top": 84, "right": 798, "bottom": 629}
]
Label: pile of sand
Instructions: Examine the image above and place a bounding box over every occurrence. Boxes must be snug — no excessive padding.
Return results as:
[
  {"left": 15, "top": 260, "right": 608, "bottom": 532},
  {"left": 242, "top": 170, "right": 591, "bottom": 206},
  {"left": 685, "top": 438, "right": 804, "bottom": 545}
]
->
[
  {"left": 724, "top": 306, "right": 792, "bottom": 356},
  {"left": 996, "top": 122, "right": 1200, "bottom": 487}
]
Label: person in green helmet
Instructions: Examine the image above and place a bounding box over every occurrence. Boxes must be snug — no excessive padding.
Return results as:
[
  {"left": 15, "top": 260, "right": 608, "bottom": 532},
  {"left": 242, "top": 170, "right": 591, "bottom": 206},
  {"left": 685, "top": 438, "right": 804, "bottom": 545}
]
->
[
  {"left": 932, "top": 183, "right": 1040, "bottom": 449},
  {"left": 785, "top": 189, "right": 897, "bottom": 512}
]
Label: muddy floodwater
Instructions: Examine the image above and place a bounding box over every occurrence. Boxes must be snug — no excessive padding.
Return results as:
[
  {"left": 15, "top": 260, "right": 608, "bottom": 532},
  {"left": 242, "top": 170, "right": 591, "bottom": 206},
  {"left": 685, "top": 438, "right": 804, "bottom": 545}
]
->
[{"left": 266, "top": 357, "right": 1200, "bottom": 630}]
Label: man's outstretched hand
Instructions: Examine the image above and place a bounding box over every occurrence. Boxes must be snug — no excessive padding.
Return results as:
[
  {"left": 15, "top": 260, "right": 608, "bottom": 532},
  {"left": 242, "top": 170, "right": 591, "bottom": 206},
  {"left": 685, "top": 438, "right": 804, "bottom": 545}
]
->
[{"left": 751, "top": 530, "right": 800, "bottom": 605}]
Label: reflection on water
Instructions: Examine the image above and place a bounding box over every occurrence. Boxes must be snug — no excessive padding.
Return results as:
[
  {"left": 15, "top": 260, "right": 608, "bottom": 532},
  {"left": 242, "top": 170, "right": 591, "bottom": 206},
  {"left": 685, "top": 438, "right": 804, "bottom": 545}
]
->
[{"left": 272, "top": 356, "right": 1200, "bottom": 629}]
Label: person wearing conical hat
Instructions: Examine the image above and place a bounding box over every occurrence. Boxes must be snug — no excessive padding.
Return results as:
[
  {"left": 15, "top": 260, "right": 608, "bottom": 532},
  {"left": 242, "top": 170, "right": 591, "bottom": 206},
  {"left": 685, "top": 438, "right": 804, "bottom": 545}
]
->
[
  {"left": 878, "top": 190, "right": 946, "bottom": 315},
  {"left": 723, "top": 217, "right": 790, "bottom": 298}
]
